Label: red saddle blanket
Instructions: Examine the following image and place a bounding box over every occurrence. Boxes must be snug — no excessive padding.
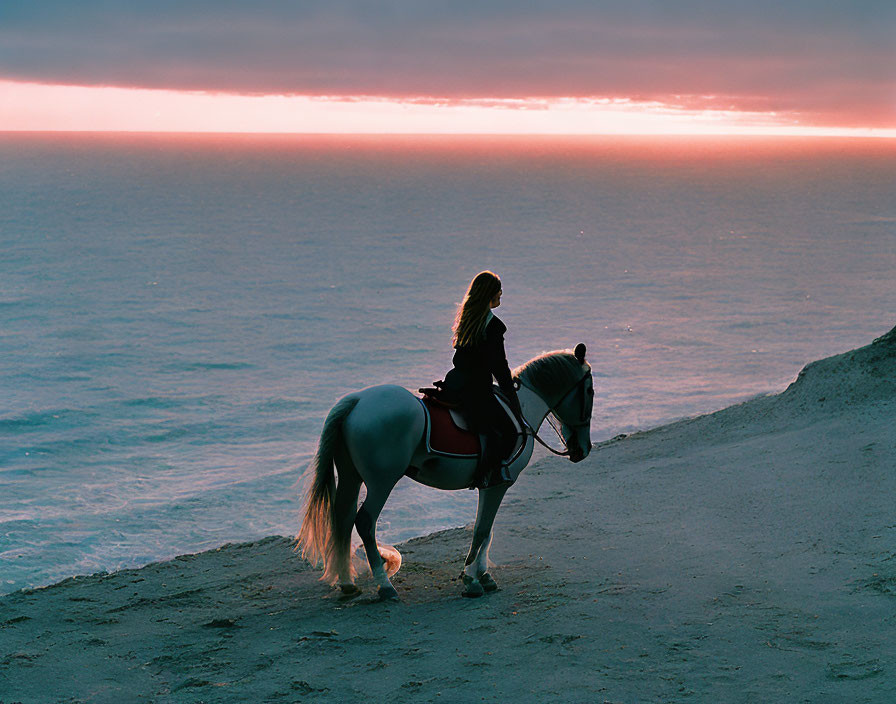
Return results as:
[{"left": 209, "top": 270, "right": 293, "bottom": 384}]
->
[{"left": 420, "top": 396, "right": 480, "bottom": 457}]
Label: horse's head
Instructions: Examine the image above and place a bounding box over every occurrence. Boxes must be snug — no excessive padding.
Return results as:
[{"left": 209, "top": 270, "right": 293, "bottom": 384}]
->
[
  {"left": 516, "top": 343, "right": 594, "bottom": 463},
  {"left": 552, "top": 343, "right": 593, "bottom": 463}
]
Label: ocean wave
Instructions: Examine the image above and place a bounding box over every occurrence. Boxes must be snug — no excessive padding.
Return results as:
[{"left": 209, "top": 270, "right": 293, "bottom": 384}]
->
[
  {"left": 120, "top": 396, "right": 201, "bottom": 409},
  {"left": 0, "top": 409, "right": 98, "bottom": 433},
  {"left": 268, "top": 342, "right": 316, "bottom": 353},
  {"left": 3, "top": 436, "right": 118, "bottom": 457},
  {"left": 254, "top": 398, "right": 310, "bottom": 412},
  {"left": 0, "top": 298, "right": 36, "bottom": 309},
  {"left": 161, "top": 361, "right": 256, "bottom": 372}
]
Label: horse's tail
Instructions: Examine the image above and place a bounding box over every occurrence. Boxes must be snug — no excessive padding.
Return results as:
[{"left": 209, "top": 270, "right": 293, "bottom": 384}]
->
[{"left": 296, "top": 395, "right": 360, "bottom": 582}]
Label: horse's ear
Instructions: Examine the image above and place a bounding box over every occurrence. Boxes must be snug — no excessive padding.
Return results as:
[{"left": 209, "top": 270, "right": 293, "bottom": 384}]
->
[{"left": 574, "top": 343, "right": 586, "bottom": 364}]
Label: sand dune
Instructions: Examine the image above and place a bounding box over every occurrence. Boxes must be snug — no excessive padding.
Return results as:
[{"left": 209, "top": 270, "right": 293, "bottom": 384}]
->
[{"left": 1, "top": 327, "right": 894, "bottom": 703}]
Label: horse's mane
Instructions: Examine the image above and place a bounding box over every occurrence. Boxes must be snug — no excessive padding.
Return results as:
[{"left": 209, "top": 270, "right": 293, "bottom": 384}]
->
[{"left": 514, "top": 350, "right": 590, "bottom": 407}]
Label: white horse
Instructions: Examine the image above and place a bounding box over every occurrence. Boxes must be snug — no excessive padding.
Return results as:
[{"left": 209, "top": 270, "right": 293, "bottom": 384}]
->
[{"left": 297, "top": 343, "right": 594, "bottom": 601}]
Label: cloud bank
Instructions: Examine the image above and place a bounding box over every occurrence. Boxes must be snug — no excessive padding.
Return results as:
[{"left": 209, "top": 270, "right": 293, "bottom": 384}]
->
[{"left": 1, "top": 1, "right": 893, "bottom": 127}]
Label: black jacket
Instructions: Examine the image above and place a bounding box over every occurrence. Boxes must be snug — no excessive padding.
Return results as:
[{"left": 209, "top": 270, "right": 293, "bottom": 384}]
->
[{"left": 446, "top": 314, "right": 516, "bottom": 400}]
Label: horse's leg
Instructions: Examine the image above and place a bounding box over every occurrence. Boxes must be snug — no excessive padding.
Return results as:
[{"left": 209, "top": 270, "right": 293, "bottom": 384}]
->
[
  {"left": 461, "top": 485, "right": 508, "bottom": 597},
  {"left": 332, "top": 444, "right": 363, "bottom": 594},
  {"left": 355, "top": 479, "right": 402, "bottom": 601},
  {"left": 341, "top": 384, "right": 423, "bottom": 601},
  {"left": 473, "top": 532, "right": 497, "bottom": 592}
]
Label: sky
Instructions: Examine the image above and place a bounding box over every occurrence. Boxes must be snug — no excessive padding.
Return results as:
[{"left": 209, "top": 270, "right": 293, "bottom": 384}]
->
[{"left": 1, "top": 1, "right": 894, "bottom": 135}]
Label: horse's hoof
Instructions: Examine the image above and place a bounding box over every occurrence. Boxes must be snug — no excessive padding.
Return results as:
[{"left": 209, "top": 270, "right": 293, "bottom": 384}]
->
[
  {"left": 461, "top": 575, "right": 484, "bottom": 598},
  {"left": 478, "top": 572, "right": 498, "bottom": 592},
  {"left": 338, "top": 584, "right": 361, "bottom": 601},
  {"left": 377, "top": 586, "right": 400, "bottom": 602}
]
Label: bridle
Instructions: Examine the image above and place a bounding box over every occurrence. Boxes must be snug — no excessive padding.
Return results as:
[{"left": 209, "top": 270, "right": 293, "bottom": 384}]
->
[{"left": 516, "top": 371, "right": 592, "bottom": 457}]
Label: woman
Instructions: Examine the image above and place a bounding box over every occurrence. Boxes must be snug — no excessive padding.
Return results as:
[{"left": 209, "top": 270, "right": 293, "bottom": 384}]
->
[{"left": 443, "top": 271, "right": 521, "bottom": 488}]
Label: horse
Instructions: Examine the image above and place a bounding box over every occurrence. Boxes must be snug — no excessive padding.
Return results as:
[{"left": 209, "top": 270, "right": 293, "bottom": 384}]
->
[{"left": 296, "top": 343, "right": 594, "bottom": 601}]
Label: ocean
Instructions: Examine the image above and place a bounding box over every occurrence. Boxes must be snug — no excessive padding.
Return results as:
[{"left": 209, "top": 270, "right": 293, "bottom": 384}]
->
[{"left": 1, "top": 133, "right": 893, "bottom": 594}]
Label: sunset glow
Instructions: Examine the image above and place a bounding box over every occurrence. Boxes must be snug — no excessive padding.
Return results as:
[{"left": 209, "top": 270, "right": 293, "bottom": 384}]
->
[{"left": 2, "top": 80, "right": 894, "bottom": 138}]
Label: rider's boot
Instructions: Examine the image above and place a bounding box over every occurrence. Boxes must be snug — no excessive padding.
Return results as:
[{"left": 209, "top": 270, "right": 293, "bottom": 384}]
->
[{"left": 474, "top": 432, "right": 512, "bottom": 489}]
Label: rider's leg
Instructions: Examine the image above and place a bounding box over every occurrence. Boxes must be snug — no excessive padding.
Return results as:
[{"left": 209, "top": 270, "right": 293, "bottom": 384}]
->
[
  {"left": 476, "top": 428, "right": 506, "bottom": 488},
  {"left": 479, "top": 399, "right": 518, "bottom": 487}
]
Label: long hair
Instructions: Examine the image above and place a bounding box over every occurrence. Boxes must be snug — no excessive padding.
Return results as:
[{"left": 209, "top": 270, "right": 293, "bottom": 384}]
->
[{"left": 452, "top": 271, "right": 502, "bottom": 347}]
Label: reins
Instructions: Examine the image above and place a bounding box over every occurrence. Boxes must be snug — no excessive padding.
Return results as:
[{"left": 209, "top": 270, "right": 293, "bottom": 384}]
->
[{"left": 531, "top": 416, "right": 572, "bottom": 456}]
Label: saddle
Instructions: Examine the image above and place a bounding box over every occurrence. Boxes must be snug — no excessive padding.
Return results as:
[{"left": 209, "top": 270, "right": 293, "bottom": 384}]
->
[{"left": 417, "top": 383, "right": 524, "bottom": 462}]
